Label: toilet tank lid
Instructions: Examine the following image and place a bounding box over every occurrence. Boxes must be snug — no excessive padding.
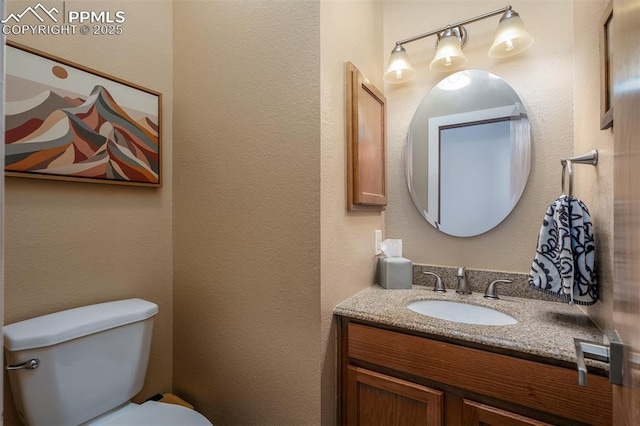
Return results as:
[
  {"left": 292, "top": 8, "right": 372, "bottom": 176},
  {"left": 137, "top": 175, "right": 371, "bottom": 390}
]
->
[{"left": 4, "top": 299, "right": 159, "bottom": 351}]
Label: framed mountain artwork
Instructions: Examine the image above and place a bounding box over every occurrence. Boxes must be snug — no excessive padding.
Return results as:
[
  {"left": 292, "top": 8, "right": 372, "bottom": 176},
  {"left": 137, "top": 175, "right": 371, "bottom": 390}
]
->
[{"left": 5, "top": 41, "right": 162, "bottom": 187}]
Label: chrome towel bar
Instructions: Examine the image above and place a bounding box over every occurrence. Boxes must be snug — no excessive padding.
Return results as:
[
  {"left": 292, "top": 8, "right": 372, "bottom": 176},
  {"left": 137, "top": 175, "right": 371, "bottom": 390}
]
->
[{"left": 561, "top": 149, "right": 598, "bottom": 197}]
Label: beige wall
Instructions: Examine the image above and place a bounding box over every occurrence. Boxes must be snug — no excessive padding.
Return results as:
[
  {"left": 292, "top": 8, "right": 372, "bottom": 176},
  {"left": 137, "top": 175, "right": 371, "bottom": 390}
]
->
[
  {"left": 573, "top": 0, "right": 614, "bottom": 330},
  {"left": 173, "top": 1, "right": 383, "bottom": 423},
  {"left": 3, "top": 1, "right": 174, "bottom": 424},
  {"left": 384, "top": 0, "right": 576, "bottom": 272},
  {"left": 320, "top": 0, "right": 384, "bottom": 423},
  {"left": 172, "top": 1, "right": 321, "bottom": 424}
]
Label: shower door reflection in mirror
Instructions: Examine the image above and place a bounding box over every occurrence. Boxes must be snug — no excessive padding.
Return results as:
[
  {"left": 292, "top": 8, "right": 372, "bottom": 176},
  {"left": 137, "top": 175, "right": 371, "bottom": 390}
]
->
[{"left": 406, "top": 70, "right": 530, "bottom": 237}]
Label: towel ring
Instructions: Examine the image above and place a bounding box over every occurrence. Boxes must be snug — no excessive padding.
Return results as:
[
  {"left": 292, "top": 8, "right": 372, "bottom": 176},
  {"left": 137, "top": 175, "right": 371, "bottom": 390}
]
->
[
  {"left": 561, "top": 150, "right": 598, "bottom": 197},
  {"left": 561, "top": 160, "right": 574, "bottom": 197}
]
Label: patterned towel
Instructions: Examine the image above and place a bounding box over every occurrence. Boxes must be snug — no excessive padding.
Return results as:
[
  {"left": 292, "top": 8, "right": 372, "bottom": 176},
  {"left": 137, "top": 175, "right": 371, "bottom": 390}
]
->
[{"left": 529, "top": 195, "right": 598, "bottom": 305}]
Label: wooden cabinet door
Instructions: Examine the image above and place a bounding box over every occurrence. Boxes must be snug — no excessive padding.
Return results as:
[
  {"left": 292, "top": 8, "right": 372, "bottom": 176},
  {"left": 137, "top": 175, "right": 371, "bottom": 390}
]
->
[
  {"left": 345, "top": 366, "right": 443, "bottom": 426},
  {"left": 461, "top": 399, "right": 552, "bottom": 426},
  {"left": 345, "top": 62, "right": 387, "bottom": 210},
  {"left": 612, "top": 0, "right": 640, "bottom": 423}
]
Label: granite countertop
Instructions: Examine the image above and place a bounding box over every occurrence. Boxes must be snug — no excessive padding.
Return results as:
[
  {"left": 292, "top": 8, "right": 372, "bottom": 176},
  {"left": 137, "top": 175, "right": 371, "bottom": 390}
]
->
[{"left": 334, "top": 285, "right": 606, "bottom": 371}]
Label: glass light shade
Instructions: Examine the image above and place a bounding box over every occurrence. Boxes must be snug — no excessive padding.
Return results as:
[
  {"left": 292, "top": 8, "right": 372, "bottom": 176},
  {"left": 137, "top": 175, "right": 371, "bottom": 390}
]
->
[
  {"left": 488, "top": 13, "right": 534, "bottom": 58},
  {"left": 384, "top": 45, "right": 415, "bottom": 84},
  {"left": 429, "top": 34, "right": 467, "bottom": 72}
]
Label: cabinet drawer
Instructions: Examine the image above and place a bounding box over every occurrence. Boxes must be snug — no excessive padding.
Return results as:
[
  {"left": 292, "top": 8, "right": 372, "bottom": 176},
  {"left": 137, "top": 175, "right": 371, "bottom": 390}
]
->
[{"left": 347, "top": 322, "right": 612, "bottom": 425}]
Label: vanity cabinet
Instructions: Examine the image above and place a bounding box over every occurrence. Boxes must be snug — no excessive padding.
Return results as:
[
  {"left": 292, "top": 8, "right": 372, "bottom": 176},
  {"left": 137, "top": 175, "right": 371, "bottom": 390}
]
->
[{"left": 338, "top": 318, "right": 612, "bottom": 426}]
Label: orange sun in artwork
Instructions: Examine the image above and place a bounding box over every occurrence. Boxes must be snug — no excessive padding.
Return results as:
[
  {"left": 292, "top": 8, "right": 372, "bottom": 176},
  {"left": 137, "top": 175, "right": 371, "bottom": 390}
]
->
[{"left": 52, "top": 65, "right": 68, "bottom": 79}]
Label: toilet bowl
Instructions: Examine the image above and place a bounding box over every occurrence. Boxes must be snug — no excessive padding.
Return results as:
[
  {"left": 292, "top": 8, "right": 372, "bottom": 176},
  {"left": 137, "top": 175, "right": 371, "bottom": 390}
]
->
[{"left": 4, "top": 299, "right": 212, "bottom": 426}]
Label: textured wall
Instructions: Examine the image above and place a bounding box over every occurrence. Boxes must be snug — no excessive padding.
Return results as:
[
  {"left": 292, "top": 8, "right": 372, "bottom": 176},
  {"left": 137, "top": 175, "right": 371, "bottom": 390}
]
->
[
  {"left": 573, "top": 0, "right": 614, "bottom": 330},
  {"left": 3, "top": 1, "right": 174, "bottom": 424},
  {"left": 320, "top": 0, "right": 384, "bottom": 423},
  {"left": 384, "top": 0, "right": 576, "bottom": 273},
  {"left": 172, "top": 1, "right": 321, "bottom": 424}
]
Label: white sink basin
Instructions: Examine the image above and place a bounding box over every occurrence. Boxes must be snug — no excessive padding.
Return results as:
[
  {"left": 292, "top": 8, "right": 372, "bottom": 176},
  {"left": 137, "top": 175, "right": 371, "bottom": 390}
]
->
[{"left": 407, "top": 300, "right": 517, "bottom": 326}]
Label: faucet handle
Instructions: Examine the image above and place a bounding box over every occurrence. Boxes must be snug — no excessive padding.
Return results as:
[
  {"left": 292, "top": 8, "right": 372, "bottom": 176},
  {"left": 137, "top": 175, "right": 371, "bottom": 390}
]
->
[
  {"left": 484, "top": 279, "right": 513, "bottom": 299},
  {"left": 423, "top": 272, "right": 445, "bottom": 292}
]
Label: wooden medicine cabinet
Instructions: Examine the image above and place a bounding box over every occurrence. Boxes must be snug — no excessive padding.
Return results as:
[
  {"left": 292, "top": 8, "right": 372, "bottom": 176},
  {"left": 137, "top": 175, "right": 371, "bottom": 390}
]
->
[{"left": 346, "top": 62, "right": 387, "bottom": 211}]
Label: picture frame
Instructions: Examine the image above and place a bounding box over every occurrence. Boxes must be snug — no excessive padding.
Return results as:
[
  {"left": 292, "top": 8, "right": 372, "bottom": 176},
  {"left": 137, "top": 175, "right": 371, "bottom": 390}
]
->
[
  {"left": 345, "top": 62, "right": 387, "bottom": 211},
  {"left": 5, "top": 41, "right": 162, "bottom": 187},
  {"left": 599, "top": 0, "right": 613, "bottom": 130}
]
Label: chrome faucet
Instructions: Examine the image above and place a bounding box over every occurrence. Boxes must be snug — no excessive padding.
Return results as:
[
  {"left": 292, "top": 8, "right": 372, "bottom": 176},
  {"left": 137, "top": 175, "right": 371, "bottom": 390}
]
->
[
  {"left": 423, "top": 271, "right": 445, "bottom": 292},
  {"left": 456, "top": 266, "right": 472, "bottom": 294}
]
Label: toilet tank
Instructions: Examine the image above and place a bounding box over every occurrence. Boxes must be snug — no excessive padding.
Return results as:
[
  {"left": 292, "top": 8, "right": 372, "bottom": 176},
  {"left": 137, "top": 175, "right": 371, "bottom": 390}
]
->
[{"left": 4, "top": 299, "right": 159, "bottom": 426}]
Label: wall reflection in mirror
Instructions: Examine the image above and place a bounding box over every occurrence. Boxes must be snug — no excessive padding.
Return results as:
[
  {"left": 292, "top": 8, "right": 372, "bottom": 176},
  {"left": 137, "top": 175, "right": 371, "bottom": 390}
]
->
[{"left": 405, "top": 70, "right": 530, "bottom": 237}]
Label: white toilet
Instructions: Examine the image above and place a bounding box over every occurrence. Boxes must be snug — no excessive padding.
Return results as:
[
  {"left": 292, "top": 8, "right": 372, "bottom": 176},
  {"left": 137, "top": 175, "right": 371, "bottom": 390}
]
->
[{"left": 3, "top": 298, "right": 212, "bottom": 426}]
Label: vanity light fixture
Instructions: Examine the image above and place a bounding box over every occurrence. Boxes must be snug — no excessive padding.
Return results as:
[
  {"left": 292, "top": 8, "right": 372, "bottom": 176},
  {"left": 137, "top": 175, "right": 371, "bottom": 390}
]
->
[{"left": 384, "top": 5, "right": 534, "bottom": 83}]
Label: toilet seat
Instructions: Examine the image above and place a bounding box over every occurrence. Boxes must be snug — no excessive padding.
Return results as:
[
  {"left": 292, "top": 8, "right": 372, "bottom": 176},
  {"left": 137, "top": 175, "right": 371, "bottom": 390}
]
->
[{"left": 86, "top": 401, "right": 212, "bottom": 425}]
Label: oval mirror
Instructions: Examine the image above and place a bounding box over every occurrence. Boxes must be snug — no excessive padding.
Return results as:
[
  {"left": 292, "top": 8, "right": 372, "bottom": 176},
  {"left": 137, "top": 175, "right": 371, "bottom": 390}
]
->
[{"left": 405, "top": 70, "right": 530, "bottom": 237}]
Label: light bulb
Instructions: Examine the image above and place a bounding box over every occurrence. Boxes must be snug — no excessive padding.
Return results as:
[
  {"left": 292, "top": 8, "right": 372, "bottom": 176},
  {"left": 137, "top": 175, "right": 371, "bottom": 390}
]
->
[
  {"left": 505, "top": 39, "right": 514, "bottom": 51},
  {"left": 384, "top": 45, "right": 415, "bottom": 83},
  {"left": 430, "top": 29, "right": 467, "bottom": 72},
  {"left": 489, "top": 8, "right": 534, "bottom": 58}
]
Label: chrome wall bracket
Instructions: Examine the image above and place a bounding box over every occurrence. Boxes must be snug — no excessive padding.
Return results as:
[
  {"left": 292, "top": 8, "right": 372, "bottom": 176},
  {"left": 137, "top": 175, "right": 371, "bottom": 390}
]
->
[{"left": 561, "top": 149, "right": 598, "bottom": 197}]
